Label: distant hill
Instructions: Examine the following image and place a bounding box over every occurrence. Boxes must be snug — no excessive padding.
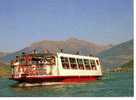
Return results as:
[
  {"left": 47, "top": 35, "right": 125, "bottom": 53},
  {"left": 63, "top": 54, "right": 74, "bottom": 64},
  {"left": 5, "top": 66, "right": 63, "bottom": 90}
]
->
[
  {"left": 0, "top": 37, "right": 112, "bottom": 63},
  {"left": 0, "top": 60, "right": 7, "bottom": 67},
  {"left": 97, "top": 39, "right": 133, "bottom": 70},
  {"left": 0, "top": 60, "right": 10, "bottom": 77},
  {"left": 112, "top": 60, "right": 133, "bottom": 72},
  {"left": 0, "top": 52, "right": 9, "bottom": 58}
]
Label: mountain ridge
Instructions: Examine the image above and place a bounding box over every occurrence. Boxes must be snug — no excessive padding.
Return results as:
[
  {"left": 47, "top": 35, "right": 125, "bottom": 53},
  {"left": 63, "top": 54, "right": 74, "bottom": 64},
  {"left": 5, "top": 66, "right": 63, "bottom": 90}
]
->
[
  {"left": 0, "top": 37, "right": 112, "bottom": 63},
  {"left": 97, "top": 39, "right": 133, "bottom": 69},
  {"left": 30, "top": 37, "right": 112, "bottom": 54}
]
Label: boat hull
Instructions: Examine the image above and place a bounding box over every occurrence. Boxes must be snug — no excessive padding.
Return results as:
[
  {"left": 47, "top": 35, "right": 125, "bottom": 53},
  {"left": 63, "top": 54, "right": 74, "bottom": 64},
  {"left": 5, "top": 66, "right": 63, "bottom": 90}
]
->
[{"left": 10, "top": 76, "right": 101, "bottom": 83}]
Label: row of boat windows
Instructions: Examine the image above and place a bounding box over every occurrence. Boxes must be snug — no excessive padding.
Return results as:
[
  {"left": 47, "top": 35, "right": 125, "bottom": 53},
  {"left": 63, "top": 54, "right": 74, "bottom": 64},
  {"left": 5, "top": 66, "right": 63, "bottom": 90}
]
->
[
  {"left": 61, "top": 57, "right": 100, "bottom": 70},
  {"left": 18, "top": 56, "right": 56, "bottom": 65}
]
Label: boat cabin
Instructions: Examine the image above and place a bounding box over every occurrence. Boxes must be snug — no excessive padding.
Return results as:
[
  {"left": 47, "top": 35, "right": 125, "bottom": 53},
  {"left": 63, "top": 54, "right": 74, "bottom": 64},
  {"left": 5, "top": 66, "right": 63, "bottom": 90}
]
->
[{"left": 11, "top": 52, "right": 102, "bottom": 79}]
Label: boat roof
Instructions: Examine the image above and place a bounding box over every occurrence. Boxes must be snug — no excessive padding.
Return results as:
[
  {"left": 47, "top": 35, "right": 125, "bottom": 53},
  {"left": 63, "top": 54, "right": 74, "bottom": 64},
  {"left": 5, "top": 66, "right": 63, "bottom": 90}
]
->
[
  {"left": 29, "top": 53, "right": 56, "bottom": 57},
  {"left": 17, "top": 52, "right": 99, "bottom": 60},
  {"left": 17, "top": 53, "right": 56, "bottom": 58},
  {"left": 57, "top": 52, "right": 99, "bottom": 60}
]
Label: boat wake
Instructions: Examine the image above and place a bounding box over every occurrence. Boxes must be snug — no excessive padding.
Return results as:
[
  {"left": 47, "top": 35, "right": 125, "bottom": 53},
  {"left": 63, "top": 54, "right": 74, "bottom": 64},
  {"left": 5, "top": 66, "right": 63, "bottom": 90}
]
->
[{"left": 12, "top": 82, "right": 87, "bottom": 87}]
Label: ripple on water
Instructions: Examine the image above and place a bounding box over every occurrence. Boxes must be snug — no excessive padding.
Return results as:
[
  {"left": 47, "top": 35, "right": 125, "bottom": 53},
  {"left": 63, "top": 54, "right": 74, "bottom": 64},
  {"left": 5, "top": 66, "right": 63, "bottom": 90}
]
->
[{"left": 0, "top": 72, "right": 133, "bottom": 97}]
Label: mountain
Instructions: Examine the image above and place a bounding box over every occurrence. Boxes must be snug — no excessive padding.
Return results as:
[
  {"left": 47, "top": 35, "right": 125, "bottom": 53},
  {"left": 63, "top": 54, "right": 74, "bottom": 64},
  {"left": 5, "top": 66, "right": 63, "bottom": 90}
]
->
[
  {"left": 0, "top": 52, "right": 9, "bottom": 58},
  {"left": 0, "top": 60, "right": 10, "bottom": 77},
  {"left": 0, "top": 37, "right": 112, "bottom": 62},
  {"left": 112, "top": 60, "right": 133, "bottom": 72},
  {"left": 97, "top": 39, "right": 133, "bottom": 70},
  {"left": 0, "top": 60, "right": 7, "bottom": 66},
  {"left": 31, "top": 37, "right": 111, "bottom": 54}
]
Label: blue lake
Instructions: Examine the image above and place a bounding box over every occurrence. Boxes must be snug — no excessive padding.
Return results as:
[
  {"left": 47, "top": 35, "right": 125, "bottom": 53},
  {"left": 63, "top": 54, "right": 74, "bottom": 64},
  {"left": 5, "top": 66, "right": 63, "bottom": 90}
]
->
[{"left": 0, "top": 72, "right": 133, "bottom": 97}]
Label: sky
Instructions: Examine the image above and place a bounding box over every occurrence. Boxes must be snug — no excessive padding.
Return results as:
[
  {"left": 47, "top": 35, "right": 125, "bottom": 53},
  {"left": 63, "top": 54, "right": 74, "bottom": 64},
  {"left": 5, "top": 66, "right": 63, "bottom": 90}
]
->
[{"left": 0, "top": 0, "right": 133, "bottom": 52}]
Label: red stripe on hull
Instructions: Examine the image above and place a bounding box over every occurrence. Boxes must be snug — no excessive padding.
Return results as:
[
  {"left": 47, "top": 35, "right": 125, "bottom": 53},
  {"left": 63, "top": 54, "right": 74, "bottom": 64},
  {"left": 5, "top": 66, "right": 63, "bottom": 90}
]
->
[
  {"left": 62, "top": 76, "right": 97, "bottom": 82},
  {"left": 10, "top": 76, "right": 100, "bottom": 83}
]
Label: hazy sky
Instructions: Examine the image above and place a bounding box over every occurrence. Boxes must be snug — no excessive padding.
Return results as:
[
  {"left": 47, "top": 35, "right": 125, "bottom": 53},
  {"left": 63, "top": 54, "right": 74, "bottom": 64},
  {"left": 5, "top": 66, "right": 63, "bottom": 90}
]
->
[{"left": 0, "top": 0, "right": 133, "bottom": 52}]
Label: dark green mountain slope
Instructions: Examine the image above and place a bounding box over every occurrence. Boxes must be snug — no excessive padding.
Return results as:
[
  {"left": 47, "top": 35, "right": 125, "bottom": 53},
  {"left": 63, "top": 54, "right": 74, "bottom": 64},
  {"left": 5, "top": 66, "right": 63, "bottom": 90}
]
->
[
  {"left": 97, "top": 39, "right": 133, "bottom": 69},
  {"left": 112, "top": 60, "right": 133, "bottom": 72}
]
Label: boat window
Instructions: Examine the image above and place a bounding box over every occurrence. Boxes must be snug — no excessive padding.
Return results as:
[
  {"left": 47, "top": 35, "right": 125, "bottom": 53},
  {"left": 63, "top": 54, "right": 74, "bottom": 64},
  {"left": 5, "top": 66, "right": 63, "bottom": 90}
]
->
[
  {"left": 84, "top": 59, "right": 91, "bottom": 70},
  {"left": 96, "top": 60, "right": 100, "bottom": 65},
  {"left": 19, "top": 54, "right": 32, "bottom": 65},
  {"left": 77, "top": 59, "right": 84, "bottom": 70},
  {"left": 69, "top": 58, "right": 78, "bottom": 69},
  {"left": 44, "top": 56, "right": 56, "bottom": 65},
  {"left": 90, "top": 60, "right": 97, "bottom": 70},
  {"left": 61, "top": 57, "right": 70, "bottom": 69},
  {"left": 31, "top": 56, "right": 56, "bottom": 66},
  {"left": 32, "top": 60, "right": 38, "bottom": 65},
  {"left": 20, "top": 56, "right": 32, "bottom": 65}
]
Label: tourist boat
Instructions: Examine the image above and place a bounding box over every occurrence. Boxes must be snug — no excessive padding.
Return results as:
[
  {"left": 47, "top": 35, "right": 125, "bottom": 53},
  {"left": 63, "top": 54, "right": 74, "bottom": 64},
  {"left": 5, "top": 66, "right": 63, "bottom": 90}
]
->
[{"left": 9, "top": 50, "right": 102, "bottom": 84}]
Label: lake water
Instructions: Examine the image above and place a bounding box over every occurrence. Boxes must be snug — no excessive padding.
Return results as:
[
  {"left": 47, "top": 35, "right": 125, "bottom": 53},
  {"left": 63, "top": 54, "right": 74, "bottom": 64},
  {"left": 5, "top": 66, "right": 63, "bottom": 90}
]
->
[{"left": 0, "top": 72, "right": 133, "bottom": 97}]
